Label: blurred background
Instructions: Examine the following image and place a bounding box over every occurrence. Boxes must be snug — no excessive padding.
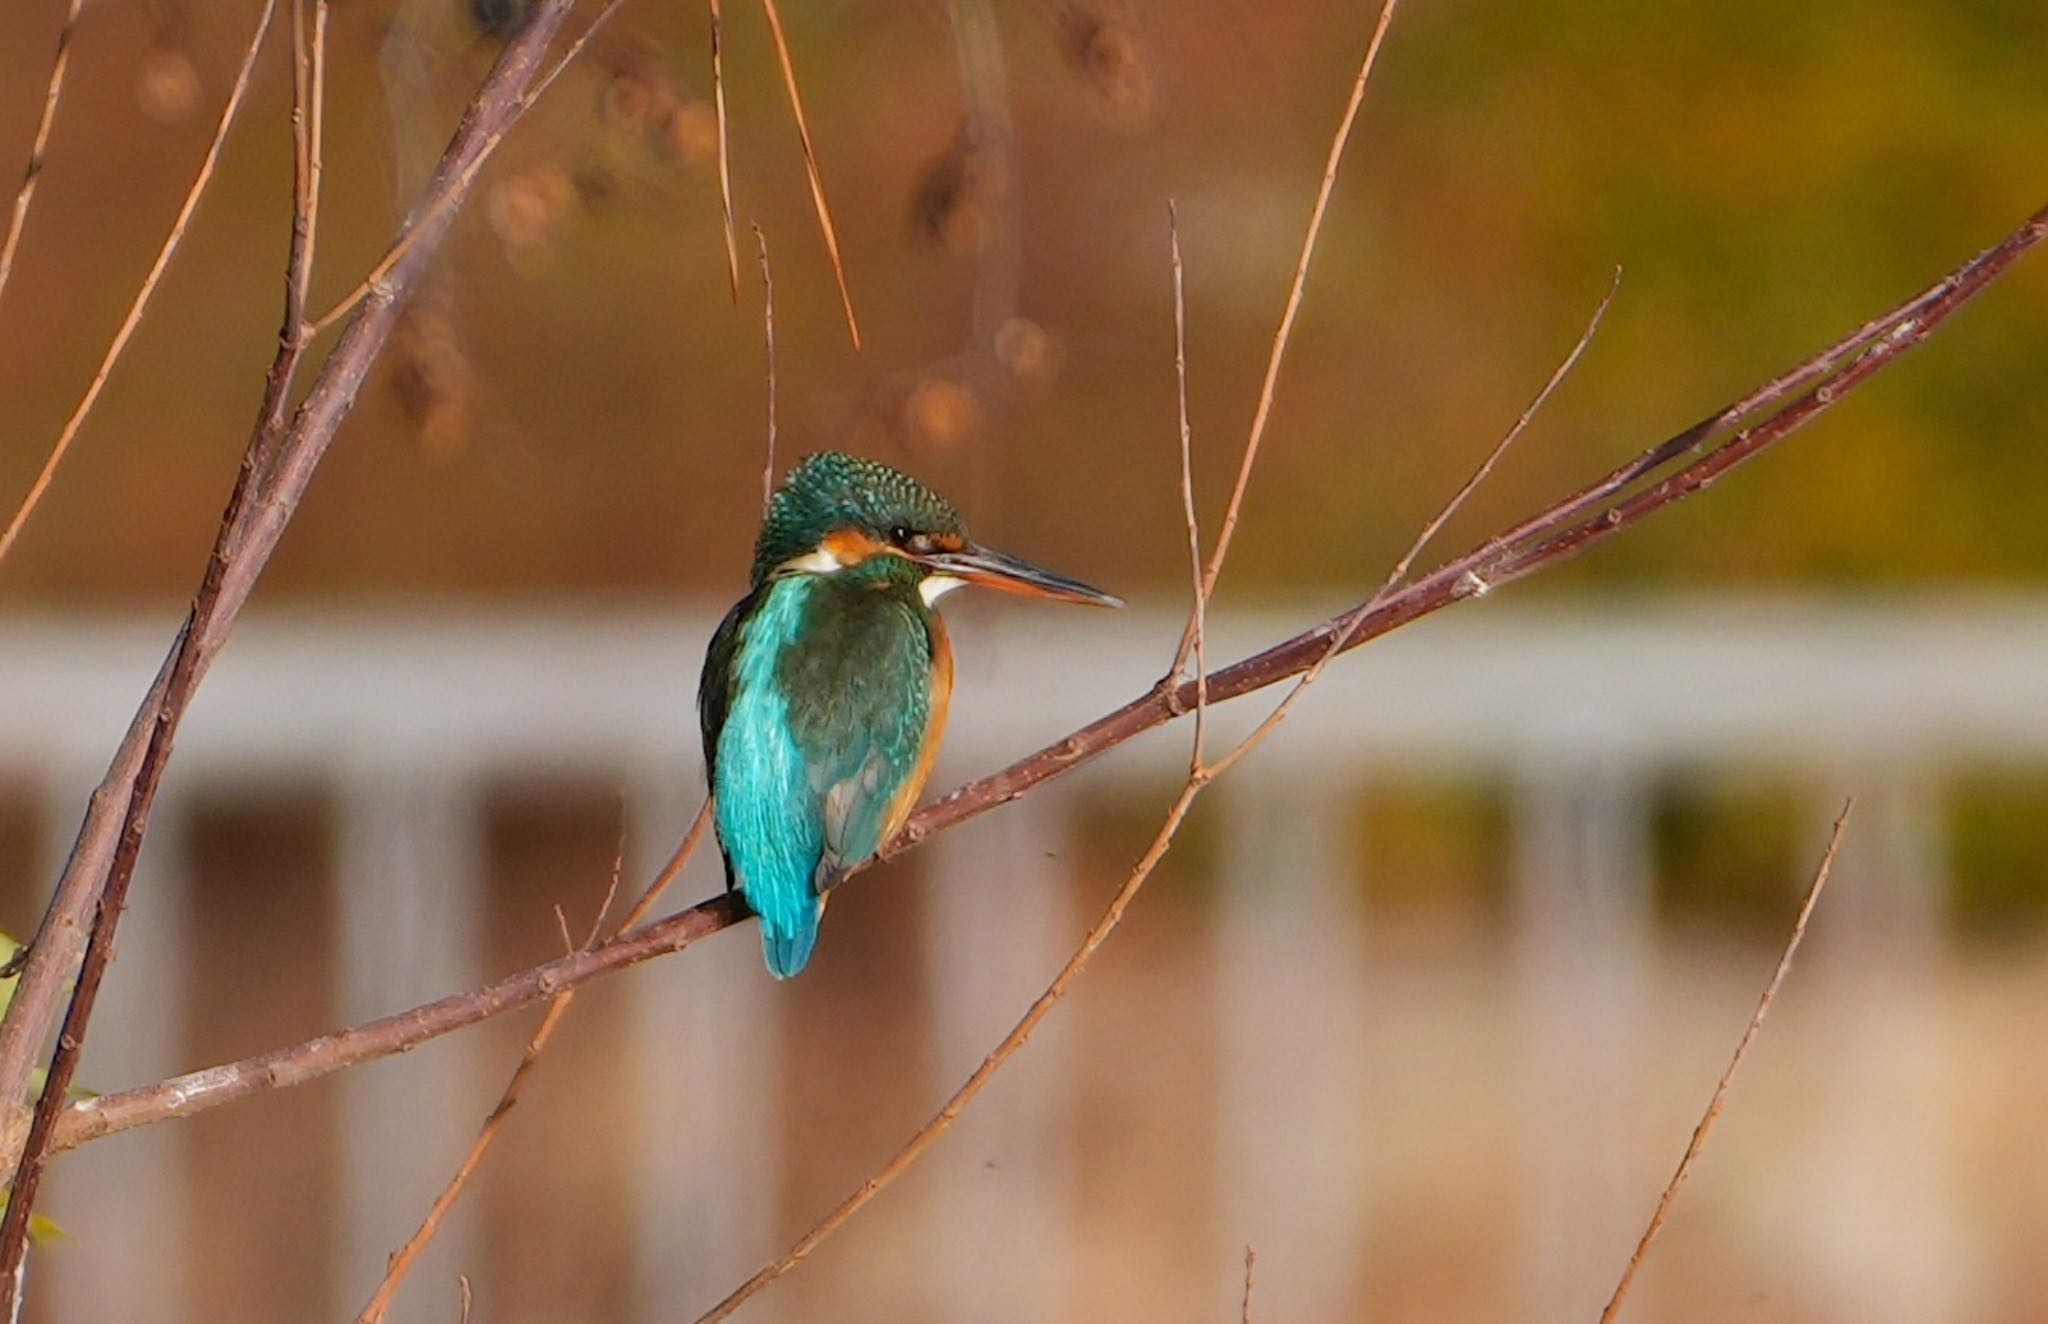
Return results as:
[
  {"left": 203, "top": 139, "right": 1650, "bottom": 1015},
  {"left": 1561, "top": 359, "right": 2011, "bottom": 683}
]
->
[{"left": 0, "top": 0, "right": 2045, "bottom": 1320}]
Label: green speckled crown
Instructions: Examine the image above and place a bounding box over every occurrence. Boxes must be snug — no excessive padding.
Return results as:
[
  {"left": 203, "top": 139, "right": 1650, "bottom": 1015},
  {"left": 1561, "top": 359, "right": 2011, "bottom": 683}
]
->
[{"left": 752, "top": 452, "right": 964, "bottom": 582}]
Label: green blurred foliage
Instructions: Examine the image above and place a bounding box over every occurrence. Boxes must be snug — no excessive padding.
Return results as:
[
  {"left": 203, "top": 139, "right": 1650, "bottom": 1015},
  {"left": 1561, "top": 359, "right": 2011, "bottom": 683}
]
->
[
  {"left": 1067, "top": 772, "right": 1228, "bottom": 910},
  {"left": 1949, "top": 771, "right": 2048, "bottom": 941},
  {"left": 0, "top": 0, "right": 2038, "bottom": 606},
  {"left": 1651, "top": 772, "right": 1805, "bottom": 934},
  {"left": 1361, "top": 778, "right": 1509, "bottom": 922}
]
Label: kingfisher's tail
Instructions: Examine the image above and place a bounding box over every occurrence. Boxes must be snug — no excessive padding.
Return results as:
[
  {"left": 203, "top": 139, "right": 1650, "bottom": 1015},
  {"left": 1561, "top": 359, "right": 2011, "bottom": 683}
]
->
[{"left": 759, "top": 900, "right": 821, "bottom": 979}]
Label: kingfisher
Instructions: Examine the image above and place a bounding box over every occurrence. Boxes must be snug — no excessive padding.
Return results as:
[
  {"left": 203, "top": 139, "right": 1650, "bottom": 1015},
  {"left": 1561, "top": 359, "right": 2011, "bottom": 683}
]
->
[{"left": 698, "top": 451, "right": 1122, "bottom": 978}]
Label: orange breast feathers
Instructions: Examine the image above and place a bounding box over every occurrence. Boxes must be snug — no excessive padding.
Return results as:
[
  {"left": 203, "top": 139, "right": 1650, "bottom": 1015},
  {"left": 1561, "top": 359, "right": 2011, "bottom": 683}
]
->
[{"left": 881, "top": 613, "right": 954, "bottom": 844}]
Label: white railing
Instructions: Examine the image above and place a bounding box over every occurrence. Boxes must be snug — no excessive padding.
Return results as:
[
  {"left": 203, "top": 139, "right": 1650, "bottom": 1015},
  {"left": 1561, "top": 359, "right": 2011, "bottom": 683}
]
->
[{"left": 4, "top": 596, "right": 2041, "bottom": 1321}]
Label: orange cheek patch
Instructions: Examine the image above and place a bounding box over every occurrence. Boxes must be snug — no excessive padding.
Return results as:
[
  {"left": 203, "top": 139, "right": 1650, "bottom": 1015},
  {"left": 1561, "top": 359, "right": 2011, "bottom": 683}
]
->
[{"left": 822, "top": 527, "right": 887, "bottom": 565}]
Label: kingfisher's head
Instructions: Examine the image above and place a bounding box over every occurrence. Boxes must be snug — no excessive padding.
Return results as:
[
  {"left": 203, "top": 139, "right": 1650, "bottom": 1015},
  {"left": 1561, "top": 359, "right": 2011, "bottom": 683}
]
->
[{"left": 752, "top": 451, "right": 1123, "bottom": 609}]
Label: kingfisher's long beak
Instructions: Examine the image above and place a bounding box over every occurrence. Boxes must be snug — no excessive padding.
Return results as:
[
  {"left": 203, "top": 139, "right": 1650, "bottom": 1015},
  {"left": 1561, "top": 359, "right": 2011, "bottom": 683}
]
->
[{"left": 923, "top": 543, "right": 1124, "bottom": 607}]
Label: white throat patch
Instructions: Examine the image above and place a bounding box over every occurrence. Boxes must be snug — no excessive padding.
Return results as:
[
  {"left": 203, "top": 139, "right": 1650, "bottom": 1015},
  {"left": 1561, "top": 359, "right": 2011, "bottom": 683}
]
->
[
  {"left": 783, "top": 548, "right": 845, "bottom": 575},
  {"left": 919, "top": 574, "right": 966, "bottom": 605}
]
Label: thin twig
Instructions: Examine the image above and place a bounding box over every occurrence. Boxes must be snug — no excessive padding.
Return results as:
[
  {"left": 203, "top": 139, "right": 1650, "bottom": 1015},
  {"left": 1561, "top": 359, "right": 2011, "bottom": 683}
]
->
[
  {"left": 351, "top": 793, "right": 708, "bottom": 1321},
  {"left": 353, "top": 996, "right": 574, "bottom": 1323},
  {"left": 756, "top": 0, "right": 861, "bottom": 350},
  {"left": 1378, "top": 267, "right": 1620, "bottom": 599},
  {"left": 0, "top": 0, "right": 84, "bottom": 310},
  {"left": 300, "top": 0, "right": 331, "bottom": 320},
  {"left": 1167, "top": 201, "right": 1207, "bottom": 767},
  {"left": 756, "top": 223, "right": 778, "bottom": 514},
  {"left": 353, "top": 853, "right": 629, "bottom": 1324},
  {"left": 0, "top": 0, "right": 282, "bottom": 569},
  {"left": 41, "top": 201, "right": 2048, "bottom": 1159},
  {"left": 1242, "top": 1245, "right": 1257, "bottom": 1324},
  {"left": 286, "top": 0, "right": 330, "bottom": 341},
  {"left": 616, "top": 797, "right": 714, "bottom": 936},
  {"left": 709, "top": 0, "right": 740, "bottom": 303},
  {"left": 1172, "top": 0, "right": 1400, "bottom": 671},
  {"left": 1597, "top": 803, "right": 1852, "bottom": 1323},
  {"left": 290, "top": 0, "right": 313, "bottom": 309}
]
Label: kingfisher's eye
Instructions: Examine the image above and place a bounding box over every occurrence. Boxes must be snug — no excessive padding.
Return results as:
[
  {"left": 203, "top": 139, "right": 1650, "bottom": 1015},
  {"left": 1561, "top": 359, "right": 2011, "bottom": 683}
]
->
[{"left": 888, "top": 524, "right": 940, "bottom": 556}]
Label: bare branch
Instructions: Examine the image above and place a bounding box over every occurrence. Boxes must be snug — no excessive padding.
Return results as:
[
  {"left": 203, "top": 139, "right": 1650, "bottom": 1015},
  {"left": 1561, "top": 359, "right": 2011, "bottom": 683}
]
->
[
  {"left": 1597, "top": 803, "right": 1854, "bottom": 1323},
  {"left": 0, "top": 0, "right": 593, "bottom": 1269},
  {"left": 757, "top": 0, "right": 862, "bottom": 350},
  {"left": 0, "top": 0, "right": 300, "bottom": 1297},
  {"left": 0, "top": 0, "right": 281, "bottom": 569},
  {"left": 0, "top": 0, "right": 84, "bottom": 308},
  {"left": 56, "top": 896, "right": 750, "bottom": 1154},
  {"left": 40, "top": 199, "right": 2048, "bottom": 1161},
  {"left": 1242, "top": 1246, "right": 1257, "bottom": 1324}
]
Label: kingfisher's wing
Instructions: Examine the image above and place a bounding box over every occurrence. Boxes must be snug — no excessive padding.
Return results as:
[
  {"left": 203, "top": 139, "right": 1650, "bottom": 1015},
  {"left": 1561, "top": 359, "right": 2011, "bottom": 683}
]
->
[
  {"left": 819, "top": 613, "right": 954, "bottom": 880},
  {"left": 785, "top": 595, "right": 949, "bottom": 882}
]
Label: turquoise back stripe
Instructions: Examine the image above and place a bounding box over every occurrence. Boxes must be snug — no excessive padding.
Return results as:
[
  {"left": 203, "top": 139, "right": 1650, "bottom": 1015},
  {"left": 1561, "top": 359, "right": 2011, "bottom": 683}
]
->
[{"left": 716, "top": 578, "right": 824, "bottom": 978}]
